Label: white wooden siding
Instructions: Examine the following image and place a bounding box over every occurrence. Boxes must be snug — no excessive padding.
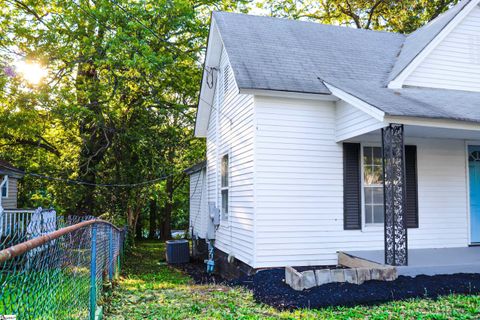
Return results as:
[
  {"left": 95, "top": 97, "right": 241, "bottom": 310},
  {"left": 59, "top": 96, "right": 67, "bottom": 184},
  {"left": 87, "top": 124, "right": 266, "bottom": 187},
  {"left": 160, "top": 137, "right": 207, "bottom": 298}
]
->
[
  {"left": 254, "top": 96, "right": 469, "bottom": 268},
  {"left": 189, "top": 169, "right": 207, "bottom": 239},
  {"left": 409, "top": 138, "right": 468, "bottom": 248},
  {"left": 205, "top": 47, "right": 255, "bottom": 265},
  {"left": 405, "top": 6, "right": 480, "bottom": 91},
  {"left": 2, "top": 178, "right": 18, "bottom": 210},
  {"left": 335, "top": 100, "right": 385, "bottom": 141}
]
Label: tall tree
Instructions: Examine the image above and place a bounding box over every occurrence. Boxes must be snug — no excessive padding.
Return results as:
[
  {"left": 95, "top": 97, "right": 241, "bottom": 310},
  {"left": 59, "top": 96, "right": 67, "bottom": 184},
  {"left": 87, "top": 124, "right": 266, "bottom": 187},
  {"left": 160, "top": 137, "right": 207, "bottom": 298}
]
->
[{"left": 0, "top": 0, "right": 244, "bottom": 229}]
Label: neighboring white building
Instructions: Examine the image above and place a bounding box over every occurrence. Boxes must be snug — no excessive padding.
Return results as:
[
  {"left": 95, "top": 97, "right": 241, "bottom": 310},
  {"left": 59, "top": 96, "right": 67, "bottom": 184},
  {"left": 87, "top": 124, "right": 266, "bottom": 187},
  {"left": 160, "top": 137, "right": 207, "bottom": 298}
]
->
[
  {"left": 189, "top": 0, "right": 480, "bottom": 274},
  {"left": 0, "top": 160, "right": 25, "bottom": 210}
]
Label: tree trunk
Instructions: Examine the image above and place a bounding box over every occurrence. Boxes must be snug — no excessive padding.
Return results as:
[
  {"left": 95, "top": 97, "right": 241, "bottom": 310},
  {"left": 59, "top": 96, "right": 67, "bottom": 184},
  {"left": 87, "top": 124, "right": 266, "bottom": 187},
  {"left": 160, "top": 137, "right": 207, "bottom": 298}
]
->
[
  {"left": 159, "top": 177, "right": 174, "bottom": 241},
  {"left": 74, "top": 9, "right": 110, "bottom": 216},
  {"left": 148, "top": 198, "right": 157, "bottom": 239},
  {"left": 136, "top": 212, "right": 143, "bottom": 240}
]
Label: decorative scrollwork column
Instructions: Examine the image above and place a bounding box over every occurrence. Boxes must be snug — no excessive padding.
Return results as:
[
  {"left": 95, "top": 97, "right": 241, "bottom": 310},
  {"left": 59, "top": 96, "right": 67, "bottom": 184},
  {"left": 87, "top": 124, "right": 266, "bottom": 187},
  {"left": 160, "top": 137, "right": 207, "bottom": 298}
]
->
[{"left": 382, "top": 124, "right": 408, "bottom": 266}]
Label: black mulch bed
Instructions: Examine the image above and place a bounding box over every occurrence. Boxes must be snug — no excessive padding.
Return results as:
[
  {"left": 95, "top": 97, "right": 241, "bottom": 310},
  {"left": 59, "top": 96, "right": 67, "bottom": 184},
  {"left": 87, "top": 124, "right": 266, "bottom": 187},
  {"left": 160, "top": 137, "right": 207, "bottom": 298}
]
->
[
  {"left": 177, "top": 260, "right": 230, "bottom": 285},
  {"left": 176, "top": 262, "right": 480, "bottom": 310}
]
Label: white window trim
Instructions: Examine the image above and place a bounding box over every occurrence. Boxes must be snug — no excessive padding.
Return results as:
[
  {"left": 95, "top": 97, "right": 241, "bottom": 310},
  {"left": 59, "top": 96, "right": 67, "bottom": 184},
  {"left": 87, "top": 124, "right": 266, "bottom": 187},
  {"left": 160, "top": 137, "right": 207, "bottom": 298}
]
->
[
  {"left": 1, "top": 176, "right": 8, "bottom": 199},
  {"left": 361, "top": 144, "right": 384, "bottom": 231},
  {"left": 220, "top": 152, "right": 230, "bottom": 222}
]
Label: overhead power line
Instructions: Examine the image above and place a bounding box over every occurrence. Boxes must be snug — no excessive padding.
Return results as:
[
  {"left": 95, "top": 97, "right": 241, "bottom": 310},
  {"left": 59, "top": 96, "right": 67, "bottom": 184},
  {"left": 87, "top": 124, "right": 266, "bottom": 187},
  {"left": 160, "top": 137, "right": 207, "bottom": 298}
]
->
[
  {"left": 23, "top": 171, "right": 177, "bottom": 188},
  {"left": 0, "top": 162, "right": 178, "bottom": 188},
  {"left": 108, "top": 0, "right": 205, "bottom": 66},
  {"left": 72, "top": 0, "right": 204, "bottom": 67}
]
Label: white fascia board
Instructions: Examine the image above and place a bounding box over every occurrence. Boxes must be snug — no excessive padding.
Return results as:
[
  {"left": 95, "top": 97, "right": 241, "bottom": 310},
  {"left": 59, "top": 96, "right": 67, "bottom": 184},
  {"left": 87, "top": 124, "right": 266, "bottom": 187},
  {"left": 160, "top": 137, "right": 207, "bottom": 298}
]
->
[
  {"left": 195, "top": 101, "right": 210, "bottom": 138},
  {"left": 240, "top": 88, "right": 338, "bottom": 101},
  {"left": 194, "top": 19, "right": 222, "bottom": 137},
  {"left": 323, "top": 82, "right": 386, "bottom": 121},
  {"left": 388, "top": 0, "right": 480, "bottom": 89},
  {"left": 385, "top": 115, "right": 480, "bottom": 132}
]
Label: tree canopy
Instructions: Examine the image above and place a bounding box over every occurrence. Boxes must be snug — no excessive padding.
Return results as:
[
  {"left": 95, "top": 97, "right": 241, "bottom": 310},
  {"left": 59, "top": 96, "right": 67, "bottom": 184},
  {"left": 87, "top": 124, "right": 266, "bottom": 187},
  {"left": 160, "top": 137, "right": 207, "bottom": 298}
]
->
[
  {"left": 257, "top": 0, "right": 459, "bottom": 33},
  {"left": 0, "top": 0, "right": 248, "bottom": 234}
]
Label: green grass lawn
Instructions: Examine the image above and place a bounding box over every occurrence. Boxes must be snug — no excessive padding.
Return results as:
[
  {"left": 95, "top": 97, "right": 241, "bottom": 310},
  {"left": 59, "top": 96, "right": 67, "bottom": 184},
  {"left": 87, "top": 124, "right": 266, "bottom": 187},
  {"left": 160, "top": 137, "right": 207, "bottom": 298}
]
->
[
  {"left": 0, "top": 268, "right": 90, "bottom": 319},
  {"left": 103, "top": 241, "right": 480, "bottom": 320}
]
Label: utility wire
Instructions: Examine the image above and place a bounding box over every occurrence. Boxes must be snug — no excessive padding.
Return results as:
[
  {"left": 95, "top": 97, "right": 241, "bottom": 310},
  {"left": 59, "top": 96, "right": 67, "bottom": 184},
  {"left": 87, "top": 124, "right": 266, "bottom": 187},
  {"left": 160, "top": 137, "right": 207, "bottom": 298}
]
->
[
  {"left": 71, "top": 0, "right": 172, "bottom": 71},
  {"left": 108, "top": 0, "right": 205, "bottom": 66},
  {"left": 76, "top": 0, "right": 204, "bottom": 67},
  {"left": 71, "top": 0, "right": 207, "bottom": 110},
  {"left": 24, "top": 171, "right": 177, "bottom": 188},
  {"left": 108, "top": 0, "right": 169, "bottom": 45},
  {"left": 0, "top": 160, "right": 178, "bottom": 188}
]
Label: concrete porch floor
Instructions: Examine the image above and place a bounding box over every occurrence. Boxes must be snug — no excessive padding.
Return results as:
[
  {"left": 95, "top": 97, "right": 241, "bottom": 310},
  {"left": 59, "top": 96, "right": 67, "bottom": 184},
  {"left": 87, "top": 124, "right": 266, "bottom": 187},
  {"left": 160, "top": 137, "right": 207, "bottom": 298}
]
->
[{"left": 345, "top": 247, "right": 480, "bottom": 277}]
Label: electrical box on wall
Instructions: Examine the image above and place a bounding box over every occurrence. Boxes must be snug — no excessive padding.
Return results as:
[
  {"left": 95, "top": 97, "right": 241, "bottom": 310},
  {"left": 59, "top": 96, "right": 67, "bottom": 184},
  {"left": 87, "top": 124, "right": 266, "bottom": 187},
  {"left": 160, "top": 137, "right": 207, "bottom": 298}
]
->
[{"left": 207, "top": 202, "right": 220, "bottom": 239}]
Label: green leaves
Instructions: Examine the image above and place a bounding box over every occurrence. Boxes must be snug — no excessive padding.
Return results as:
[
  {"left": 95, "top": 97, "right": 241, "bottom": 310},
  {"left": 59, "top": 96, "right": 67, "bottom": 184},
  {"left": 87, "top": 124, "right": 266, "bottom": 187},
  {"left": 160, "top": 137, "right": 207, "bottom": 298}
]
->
[
  {"left": 0, "top": 0, "right": 224, "bottom": 217},
  {"left": 256, "top": 0, "right": 459, "bottom": 33}
]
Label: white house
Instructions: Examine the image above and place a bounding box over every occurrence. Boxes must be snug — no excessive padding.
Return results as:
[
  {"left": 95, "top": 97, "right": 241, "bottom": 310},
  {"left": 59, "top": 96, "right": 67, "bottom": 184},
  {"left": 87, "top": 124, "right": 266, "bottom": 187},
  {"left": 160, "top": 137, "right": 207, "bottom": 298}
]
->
[{"left": 189, "top": 0, "right": 480, "bottom": 276}]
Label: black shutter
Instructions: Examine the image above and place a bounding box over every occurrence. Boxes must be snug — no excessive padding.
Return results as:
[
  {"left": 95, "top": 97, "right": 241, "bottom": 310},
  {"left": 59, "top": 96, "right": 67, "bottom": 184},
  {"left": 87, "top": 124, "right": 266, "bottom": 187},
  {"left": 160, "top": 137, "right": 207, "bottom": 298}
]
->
[
  {"left": 343, "top": 143, "right": 361, "bottom": 230},
  {"left": 405, "top": 145, "right": 419, "bottom": 228}
]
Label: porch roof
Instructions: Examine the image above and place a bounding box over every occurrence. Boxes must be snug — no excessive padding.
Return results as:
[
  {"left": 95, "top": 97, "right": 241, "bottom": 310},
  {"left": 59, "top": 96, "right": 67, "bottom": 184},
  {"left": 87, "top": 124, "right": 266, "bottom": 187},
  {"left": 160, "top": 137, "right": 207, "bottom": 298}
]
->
[
  {"left": 0, "top": 160, "right": 25, "bottom": 179},
  {"left": 325, "top": 79, "right": 480, "bottom": 124},
  {"left": 184, "top": 161, "right": 206, "bottom": 175}
]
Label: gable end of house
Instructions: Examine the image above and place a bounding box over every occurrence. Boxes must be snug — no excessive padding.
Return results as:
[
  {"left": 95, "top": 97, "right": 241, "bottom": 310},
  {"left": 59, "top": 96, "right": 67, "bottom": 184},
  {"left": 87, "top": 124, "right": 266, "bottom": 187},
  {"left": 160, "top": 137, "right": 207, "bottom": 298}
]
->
[{"left": 389, "top": 0, "right": 480, "bottom": 91}]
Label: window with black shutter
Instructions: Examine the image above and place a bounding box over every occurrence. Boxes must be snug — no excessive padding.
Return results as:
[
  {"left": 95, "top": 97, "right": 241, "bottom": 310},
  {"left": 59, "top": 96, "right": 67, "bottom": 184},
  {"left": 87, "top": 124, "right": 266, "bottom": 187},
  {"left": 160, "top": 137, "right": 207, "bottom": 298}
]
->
[{"left": 343, "top": 143, "right": 418, "bottom": 230}]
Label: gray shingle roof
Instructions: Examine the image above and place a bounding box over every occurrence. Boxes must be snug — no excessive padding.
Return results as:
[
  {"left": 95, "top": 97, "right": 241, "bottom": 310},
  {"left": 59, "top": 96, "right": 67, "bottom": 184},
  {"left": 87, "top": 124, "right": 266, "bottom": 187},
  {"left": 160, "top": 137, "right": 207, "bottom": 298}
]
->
[
  {"left": 212, "top": 1, "right": 480, "bottom": 124},
  {"left": 324, "top": 79, "right": 480, "bottom": 123},
  {"left": 213, "top": 11, "right": 405, "bottom": 94},
  {"left": 0, "top": 160, "right": 24, "bottom": 178}
]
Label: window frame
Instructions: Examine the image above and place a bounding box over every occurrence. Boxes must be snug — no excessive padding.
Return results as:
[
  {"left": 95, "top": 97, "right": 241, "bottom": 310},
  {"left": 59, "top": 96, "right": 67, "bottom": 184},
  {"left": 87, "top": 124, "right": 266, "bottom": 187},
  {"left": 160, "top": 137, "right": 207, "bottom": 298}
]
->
[
  {"left": 1, "top": 176, "right": 8, "bottom": 199},
  {"left": 220, "top": 153, "right": 230, "bottom": 221},
  {"left": 360, "top": 144, "right": 384, "bottom": 229}
]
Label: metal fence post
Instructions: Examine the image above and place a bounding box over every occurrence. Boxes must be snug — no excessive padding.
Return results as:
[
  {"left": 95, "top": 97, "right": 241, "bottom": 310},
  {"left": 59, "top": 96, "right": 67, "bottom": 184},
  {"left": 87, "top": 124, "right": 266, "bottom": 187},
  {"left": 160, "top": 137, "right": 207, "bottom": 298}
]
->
[
  {"left": 89, "top": 224, "right": 97, "bottom": 320},
  {"left": 116, "top": 254, "right": 121, "bottom": 279},
  {"left": 108, "top": 227, "right": 114, "bottom": 281}
]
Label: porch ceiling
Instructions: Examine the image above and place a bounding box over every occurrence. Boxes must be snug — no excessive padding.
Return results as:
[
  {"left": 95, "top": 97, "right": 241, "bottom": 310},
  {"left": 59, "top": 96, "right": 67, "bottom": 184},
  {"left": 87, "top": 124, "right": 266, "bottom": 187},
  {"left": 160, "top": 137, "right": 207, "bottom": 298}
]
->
[
  {"left": 350, "top": 125, "right": 480, "bottom": 142},
  {"left": 405, "top": 125, "right": 480, "bottom": 140}
]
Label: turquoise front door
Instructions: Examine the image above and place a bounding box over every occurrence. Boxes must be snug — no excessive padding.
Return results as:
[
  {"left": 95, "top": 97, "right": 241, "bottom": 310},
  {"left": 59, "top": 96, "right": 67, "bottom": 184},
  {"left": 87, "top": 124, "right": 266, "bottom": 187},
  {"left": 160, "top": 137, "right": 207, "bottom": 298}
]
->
[{"left": 469, "top": 146, "right": 480, "bottom": 244}]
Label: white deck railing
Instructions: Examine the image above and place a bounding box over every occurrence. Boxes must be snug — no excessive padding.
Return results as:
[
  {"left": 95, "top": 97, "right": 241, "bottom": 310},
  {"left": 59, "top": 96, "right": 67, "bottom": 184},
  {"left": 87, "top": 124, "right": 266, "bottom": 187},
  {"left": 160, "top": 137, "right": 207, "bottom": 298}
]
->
[{"left": 0, "top": 207, "right": 56, "bottom": 238}]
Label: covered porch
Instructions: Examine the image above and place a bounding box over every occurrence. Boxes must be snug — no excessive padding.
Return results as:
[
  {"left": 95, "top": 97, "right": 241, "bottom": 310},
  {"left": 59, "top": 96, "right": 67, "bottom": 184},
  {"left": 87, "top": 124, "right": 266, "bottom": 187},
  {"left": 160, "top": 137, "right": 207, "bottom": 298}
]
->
[
  {"left": 343, "top": 247, "right": 480, "bottom": 277},
  {"left": 343, "top": 120, "right": 480, "bottom": 269}
]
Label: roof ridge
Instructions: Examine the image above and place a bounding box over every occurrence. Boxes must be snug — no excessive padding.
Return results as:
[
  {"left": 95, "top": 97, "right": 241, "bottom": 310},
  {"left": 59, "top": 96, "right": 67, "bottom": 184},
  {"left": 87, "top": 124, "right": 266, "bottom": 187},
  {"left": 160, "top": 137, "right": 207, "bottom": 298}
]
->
[{"left": 212, "top": 11, "right": 405, "bottom": 37}]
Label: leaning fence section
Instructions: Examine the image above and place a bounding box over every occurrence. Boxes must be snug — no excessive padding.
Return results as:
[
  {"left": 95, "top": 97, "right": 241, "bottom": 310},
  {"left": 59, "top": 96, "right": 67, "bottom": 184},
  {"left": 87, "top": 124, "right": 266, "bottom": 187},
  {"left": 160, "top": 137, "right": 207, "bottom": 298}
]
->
[{"left": 0, "top": 217, "right": 126, "bottom": 320}]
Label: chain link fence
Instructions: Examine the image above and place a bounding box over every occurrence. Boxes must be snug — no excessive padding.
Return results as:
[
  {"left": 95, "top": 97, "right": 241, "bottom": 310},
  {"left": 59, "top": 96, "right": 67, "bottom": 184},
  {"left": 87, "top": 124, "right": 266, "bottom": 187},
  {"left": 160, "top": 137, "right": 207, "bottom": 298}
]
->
[{"left": 0, "top": 210, "right": 127, "bottom": 319}]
